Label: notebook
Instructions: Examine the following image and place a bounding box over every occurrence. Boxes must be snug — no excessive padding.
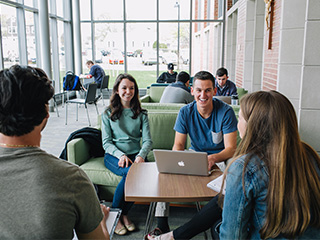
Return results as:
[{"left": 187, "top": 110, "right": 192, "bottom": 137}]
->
[
  {"left": 153, "top": 149, "right": 212, "bottom": 176},
  {"left": 72, "top": 207, "right": 121, "bottom": 240}
]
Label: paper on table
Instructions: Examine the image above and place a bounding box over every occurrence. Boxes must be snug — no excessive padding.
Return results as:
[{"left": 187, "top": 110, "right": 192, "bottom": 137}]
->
[{"left": 207, "top": 174, "right": 226, "bottom": 195}]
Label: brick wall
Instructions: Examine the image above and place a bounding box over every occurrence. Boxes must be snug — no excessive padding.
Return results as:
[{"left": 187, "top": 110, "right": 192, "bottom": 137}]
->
[
  {"left": 204, "top": 0, "right": 208, "bottom": 28},
  {"left": 234, "top": 0, "right": 246, "bottom": 87},
  {"left": 195, "top": 0, "right": 199, "bottom": 32},
  {"left": 214, "top": 0, "right": 218, "bottom": 19},
  {"left": 262, "top": 0, "right": 281, "bottom": 90}
]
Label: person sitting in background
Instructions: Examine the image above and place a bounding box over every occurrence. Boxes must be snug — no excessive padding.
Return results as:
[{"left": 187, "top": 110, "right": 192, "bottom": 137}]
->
[
  {"left": 215, "top": 67, "right": 237, "bottom": 96},
  {"left": 156, "top": 63, "right": 178, "bottom": 83},
  {"left": 102, "top": 73, "right": 152, "bottom": 236},
  {"left": 220, "top": 90, "right": 320, "bottom": 239},
  {"left": 147, "top": 90, "right": 320, "bottom": 240},
  {"left": 86, "top": 60, "right": 106, "bottom": 88},
  {"left": 159, "top": 71, "right": 194, "bottom": 104},
  {"left": 0, "top": 65, "right": 109, "bottom": 239}
]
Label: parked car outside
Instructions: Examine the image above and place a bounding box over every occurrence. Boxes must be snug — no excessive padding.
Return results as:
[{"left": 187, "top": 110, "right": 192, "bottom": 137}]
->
[
  {"left": 108, "top": 49, "right": 124, "bottom": 64},
  {"left": 126, "top": 50, "right": 135, "bottom": 57},
  {"left": 162, "top": 52, "right": 178, "bottom": 65},
  {"left": 142, "top": 50, "right": 158, "bottom": 65}
]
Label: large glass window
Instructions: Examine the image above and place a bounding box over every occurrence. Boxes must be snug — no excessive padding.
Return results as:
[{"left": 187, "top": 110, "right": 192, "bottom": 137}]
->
[
  {"left": 81, "top": 22, "right": 93, "bottom": 70},
  {"left": 126, "top": 0, "right": 156, "bottom": 20},
  {"left": 75, "top": 0, "right": 226, "bottom": 87},
  {"left": 25, "top": 11, "right": 37, "bottom": 67},
  {"left": 93, "top": 0, "right": 123, "bottom": 20},
  {"left": 159, "top": 0, "right": 190, "bottom": 20},
  {"left": 127, "top": 23, "right": 157, "bottom": 86},
  {"left": 80, "top": 0, "right": 91, "bottom": 20},
  {"left": 1, "top": 4, "right": 19, "bottom": 68},
  {"left": 95, "top": 23, "right": 124, "bottom": 84},
  {"left": 57, "top": 20, "right": 66, "bottom": 82},
  {"left": 24, "top": 0, "right": 35, "bottom": 7},
  {"left": 56, "top": 0, "right": 64, "bottom": 18}
]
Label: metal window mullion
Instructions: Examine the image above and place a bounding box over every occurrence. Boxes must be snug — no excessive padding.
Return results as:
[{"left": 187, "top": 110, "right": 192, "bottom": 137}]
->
[
  {"left": 64, "top": 0, "right": 74, "bottom": 78},
  {"left": 156, "top": 0, "right": 159, "bottom": 77},
  {"left": 123, "top": 0, "right": 127, "bottom": 72},
  {"left": 90, "top": 0, "right": 95, "bottom": 61}
]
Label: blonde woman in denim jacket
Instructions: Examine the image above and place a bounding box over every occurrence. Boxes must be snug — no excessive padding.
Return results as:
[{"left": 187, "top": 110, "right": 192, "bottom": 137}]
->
[{"left": 220, "top": 91, "right": 320, "bottom": 239}]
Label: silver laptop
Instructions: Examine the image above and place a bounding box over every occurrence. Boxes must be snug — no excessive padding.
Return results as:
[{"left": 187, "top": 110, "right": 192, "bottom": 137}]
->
[
  {"left": 213, "top": 96, "right": 231, "bottom": 104},
  {"left": 153, "top": 149, "right": 212, "bottom": 176}
]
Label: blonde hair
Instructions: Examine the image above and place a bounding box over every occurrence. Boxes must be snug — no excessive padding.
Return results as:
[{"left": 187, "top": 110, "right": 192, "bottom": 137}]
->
[{"left": 225, "top": 91, "right": 320, "bottom": 239}]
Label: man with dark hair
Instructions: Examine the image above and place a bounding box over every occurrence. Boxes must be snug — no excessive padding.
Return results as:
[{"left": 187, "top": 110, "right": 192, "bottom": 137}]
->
[
  {"left": 215, "top": 67, "right": 237, "bottom": 96},
  {"left": 0, "top": 65, "right": 109, "bottom": 239},
  {"left": 86, "top": 60, "right": 106, "bottom": 88},
  {"left": 148, "top": 70, "right": 238, "bottom": 238},
  {"left": 156, "top": 63, "right": 178, "bottom": 83},
  {"left": 159, "top": 71, "right": 194, "bottom": 104}
]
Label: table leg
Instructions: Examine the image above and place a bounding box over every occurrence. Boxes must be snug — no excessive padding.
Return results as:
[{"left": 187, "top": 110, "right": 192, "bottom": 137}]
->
[{"left": 144, "top": 202, "right": 156, "bottom": 236}]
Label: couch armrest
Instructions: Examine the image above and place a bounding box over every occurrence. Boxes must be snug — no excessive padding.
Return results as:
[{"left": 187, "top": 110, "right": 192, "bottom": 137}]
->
[
  {"left": 140, "top": 95, "right": 151, "bottom": 102},
  {"left": 67, "top": 138, "right": 91, "bottom": 166}
]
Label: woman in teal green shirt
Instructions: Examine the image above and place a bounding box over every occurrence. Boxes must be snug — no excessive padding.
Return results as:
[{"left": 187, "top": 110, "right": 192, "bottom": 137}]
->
[{"left": 102, "top": 73, "right": 152, "bottom": 236}]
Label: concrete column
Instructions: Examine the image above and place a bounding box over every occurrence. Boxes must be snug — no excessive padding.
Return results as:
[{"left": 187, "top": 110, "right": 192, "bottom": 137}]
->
[
  {"left": 72, "top": 0, "right": 82, "bottom": 75},
  {"left": 299, "top": 0, "right": 320, "bottom": 154},
  {"left": 39, "top": 0, "right": 52, "bottom": 78},
  {"left": 38, "top": 0, "right": 54, "bottom": 111},
  {"left": 277, "top": 0, "right": 320, "bottom": 153}
]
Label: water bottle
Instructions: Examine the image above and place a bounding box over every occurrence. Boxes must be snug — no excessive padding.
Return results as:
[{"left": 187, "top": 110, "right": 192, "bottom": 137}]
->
[{"left": 231, "top": 95, "right": 238, "bottom": 105}]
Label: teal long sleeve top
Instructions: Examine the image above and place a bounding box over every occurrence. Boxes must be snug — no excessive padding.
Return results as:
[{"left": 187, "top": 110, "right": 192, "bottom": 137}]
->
[{"left": 101, "top": 108, "right": 152, "bottom": 160}]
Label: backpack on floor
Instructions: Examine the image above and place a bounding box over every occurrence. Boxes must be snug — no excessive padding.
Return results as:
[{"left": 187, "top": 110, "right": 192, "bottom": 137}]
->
[{"left": 63, "top": 71, "right": 81, "bottom": 91}]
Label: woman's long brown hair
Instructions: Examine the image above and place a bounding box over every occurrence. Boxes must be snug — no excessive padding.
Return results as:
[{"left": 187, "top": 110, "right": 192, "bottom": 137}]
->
[
  {"left": 106, "top": 73, "right": 146, "bottom": 121},
  {"left": 224, "top": 91, "right": 320, "bottom": 239}
]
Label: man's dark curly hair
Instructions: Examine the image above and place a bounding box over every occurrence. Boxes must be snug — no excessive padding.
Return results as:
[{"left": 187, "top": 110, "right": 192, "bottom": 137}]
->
[
  {"left": 0, "top": 65, "right": 54, "bottom": 136},
  {"left": 193, "top": 70, "right": 215, "bottom": 87},
  {"left": 107, "top": 73, "right": 146, "bottom": 121}
]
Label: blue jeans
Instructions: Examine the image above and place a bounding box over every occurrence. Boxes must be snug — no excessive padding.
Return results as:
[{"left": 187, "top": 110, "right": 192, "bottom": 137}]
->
[{"left": 104, "top": 153, "right": 139, "bottom": 215}]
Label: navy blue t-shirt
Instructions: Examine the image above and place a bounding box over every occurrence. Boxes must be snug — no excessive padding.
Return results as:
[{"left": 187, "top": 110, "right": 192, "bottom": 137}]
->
[
  {"left": 89, "top": 64, "right": 105, "bottom": 87},
  {"left": 174, "top": 98, "right": 238, "bottom": 154}
]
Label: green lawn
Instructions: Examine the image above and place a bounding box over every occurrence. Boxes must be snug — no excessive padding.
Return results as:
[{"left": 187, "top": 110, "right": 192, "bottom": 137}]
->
[{"left": 107, "top": 70, "right": 158, "bottom": 89}]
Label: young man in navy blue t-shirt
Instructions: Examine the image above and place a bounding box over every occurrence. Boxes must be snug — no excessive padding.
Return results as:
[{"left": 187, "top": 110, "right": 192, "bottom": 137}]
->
[{"left": 149, "top": 71, "right": 238, "bottom": 237}]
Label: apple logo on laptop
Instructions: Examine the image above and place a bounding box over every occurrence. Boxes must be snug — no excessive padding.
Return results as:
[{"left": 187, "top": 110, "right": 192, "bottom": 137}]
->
[{"left": 178, "top": 161, "right": 185, "bottom": 167}]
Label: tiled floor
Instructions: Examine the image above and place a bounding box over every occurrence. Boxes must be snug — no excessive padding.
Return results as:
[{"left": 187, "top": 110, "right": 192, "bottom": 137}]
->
[{"left": 41, "top": 98, "right": 108, "bottom": 157}]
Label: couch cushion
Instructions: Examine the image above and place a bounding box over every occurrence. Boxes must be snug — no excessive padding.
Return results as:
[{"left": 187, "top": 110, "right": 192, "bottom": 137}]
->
[
  {"left": 142, "top": 102, "right": 186, "bottom": 111},
  {"left": 148, "top": 111, "right": 178, "bottom": 151},
  {"left": 149, "top": 86, "right": 167, "bottom": 102},
  {"left": 80, "top": 157, "right": 122, "bottom": 186}
]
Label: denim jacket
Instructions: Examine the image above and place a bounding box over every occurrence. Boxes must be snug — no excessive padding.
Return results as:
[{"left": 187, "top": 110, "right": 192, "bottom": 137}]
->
[{"left": 219, "top": 154, "right": 320, "bottom": 239}]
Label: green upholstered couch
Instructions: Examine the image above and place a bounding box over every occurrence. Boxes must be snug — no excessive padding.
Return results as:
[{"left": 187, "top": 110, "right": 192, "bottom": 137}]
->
[
  {"left": 140, "top": 85, "right": 168, "bottom": 103},
  {"left": 140, "top": 83, "right": 248, "bottom": 104},
  {"left": 67, "top": 104, "right": 240, "bottom": 201}
]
